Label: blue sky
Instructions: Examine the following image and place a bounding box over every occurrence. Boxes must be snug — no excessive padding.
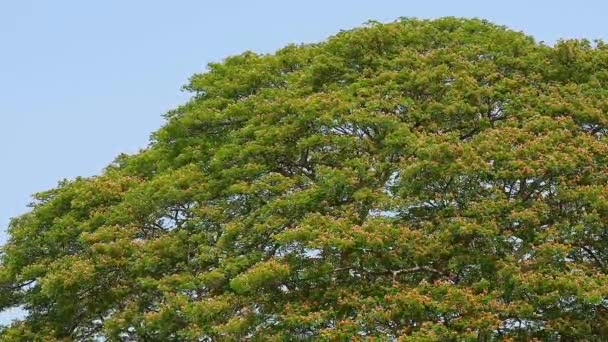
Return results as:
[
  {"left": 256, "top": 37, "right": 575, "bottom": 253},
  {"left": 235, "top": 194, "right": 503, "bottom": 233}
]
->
[
  {"left": 1, "top": 0, "right": 607, "bottom": 325},
  {"left": 1, "top": 0, "right": 607, "bottom": 252}
]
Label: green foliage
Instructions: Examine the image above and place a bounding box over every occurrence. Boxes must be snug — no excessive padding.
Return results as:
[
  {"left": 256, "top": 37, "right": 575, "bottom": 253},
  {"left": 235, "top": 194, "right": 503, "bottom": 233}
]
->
[{"left": 2, "top": 17, "right": 608, "bottom": 340}]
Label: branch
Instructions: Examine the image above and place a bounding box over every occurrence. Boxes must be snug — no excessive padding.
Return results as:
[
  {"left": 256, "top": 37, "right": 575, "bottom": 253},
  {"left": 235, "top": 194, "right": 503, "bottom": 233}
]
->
[
  {"left": 1, "top": 279, "right": 36, "bottom": 291},
  {"left": 334, "top": 265, "right": 446, "bottom": 279},
  {"left": 391, "top": 266, "right": 445, "bottom": 277},
  {"left": 581, "top": 245, "right": 606, "bottom": 271},
  {"left": 459, "top": 127, "right": 480, "bottom": 140}
]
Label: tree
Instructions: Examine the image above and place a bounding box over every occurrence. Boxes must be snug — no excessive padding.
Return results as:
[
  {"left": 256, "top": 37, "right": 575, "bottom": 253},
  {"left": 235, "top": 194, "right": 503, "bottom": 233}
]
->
[{"left": 2, "top": 17, "right": 608, "bottom": 341}]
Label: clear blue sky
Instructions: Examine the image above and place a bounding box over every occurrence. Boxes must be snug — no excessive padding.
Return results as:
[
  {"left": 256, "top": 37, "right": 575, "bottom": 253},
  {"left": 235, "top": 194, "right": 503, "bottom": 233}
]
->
[{"left": 1, "top": 1, "right": 607, "bottom": 247}]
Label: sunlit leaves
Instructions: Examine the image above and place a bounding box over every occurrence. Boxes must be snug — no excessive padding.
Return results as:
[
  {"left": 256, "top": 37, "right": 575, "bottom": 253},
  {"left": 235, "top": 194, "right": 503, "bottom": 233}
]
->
[{"left": 2, "top": 17, "right": 608, "bottom": 340}]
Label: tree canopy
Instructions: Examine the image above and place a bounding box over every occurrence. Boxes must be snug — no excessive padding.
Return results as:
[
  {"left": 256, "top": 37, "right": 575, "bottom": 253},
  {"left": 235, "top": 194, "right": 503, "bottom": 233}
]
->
[{"left": 2, "top": 17, "right": 608, "bottom": 341}]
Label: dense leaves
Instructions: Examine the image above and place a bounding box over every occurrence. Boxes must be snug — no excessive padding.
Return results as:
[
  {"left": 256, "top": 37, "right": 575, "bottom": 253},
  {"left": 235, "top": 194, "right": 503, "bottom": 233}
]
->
[{"left": 2, "top": 17, "right": 608, "bottom": 340}]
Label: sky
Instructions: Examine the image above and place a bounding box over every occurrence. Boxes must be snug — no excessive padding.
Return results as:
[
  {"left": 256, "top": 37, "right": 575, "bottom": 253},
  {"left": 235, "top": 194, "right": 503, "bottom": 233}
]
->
[{"left": 0, "top": 0, "right": 607, "bottom": 322}]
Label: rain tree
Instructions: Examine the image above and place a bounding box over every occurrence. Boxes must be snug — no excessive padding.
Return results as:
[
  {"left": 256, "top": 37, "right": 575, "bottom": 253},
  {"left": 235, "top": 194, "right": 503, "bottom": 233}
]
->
[{"left": 2, "top": 17, "right": 608, "bottom": 340}]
